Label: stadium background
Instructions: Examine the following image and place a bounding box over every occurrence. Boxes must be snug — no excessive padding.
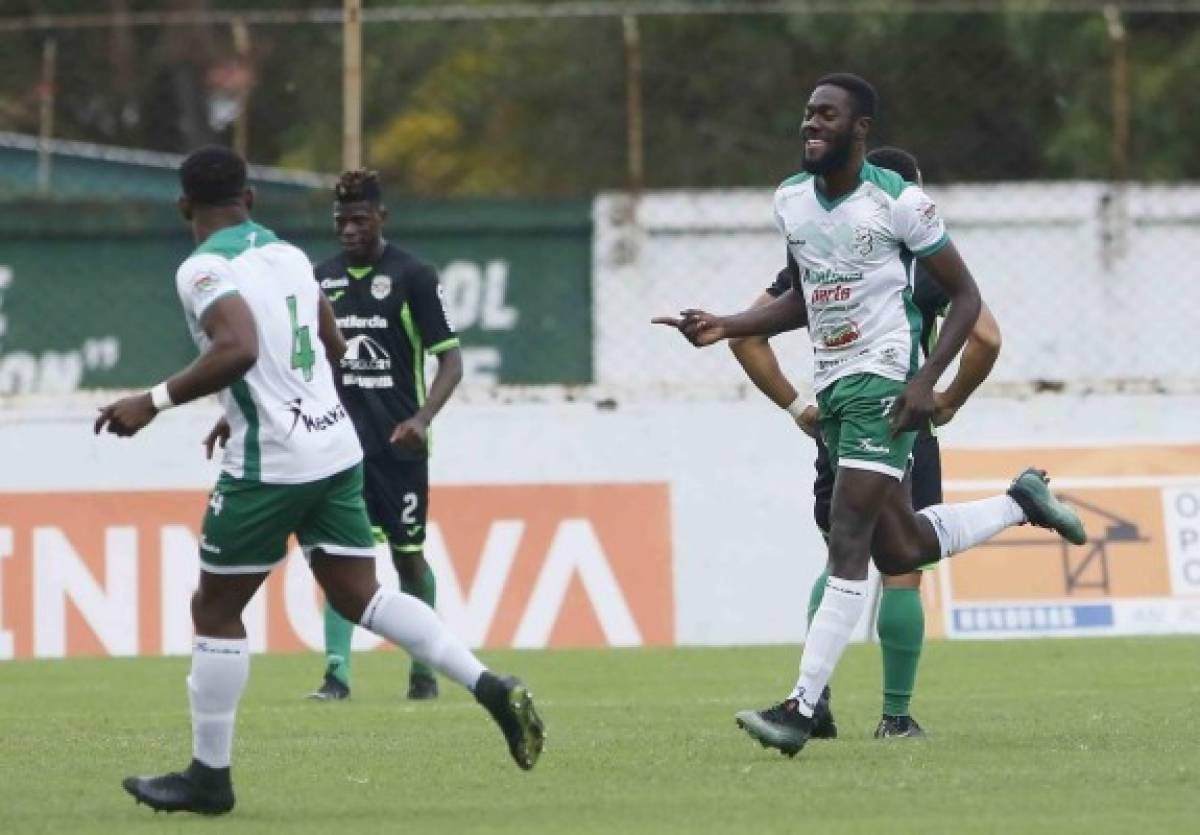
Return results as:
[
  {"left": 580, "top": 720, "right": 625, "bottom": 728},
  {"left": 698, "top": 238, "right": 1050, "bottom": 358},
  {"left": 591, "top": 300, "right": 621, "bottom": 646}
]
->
[{"left": 1, "top": 0, "right": 1199, "bottom": 661}]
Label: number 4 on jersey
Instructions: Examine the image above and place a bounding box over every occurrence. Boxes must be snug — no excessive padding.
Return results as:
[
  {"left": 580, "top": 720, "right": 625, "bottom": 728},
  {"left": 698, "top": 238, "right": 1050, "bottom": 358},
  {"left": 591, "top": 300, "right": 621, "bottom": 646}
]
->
[{"left": 286, "top": 294, "right": 316, "bottom": 381}]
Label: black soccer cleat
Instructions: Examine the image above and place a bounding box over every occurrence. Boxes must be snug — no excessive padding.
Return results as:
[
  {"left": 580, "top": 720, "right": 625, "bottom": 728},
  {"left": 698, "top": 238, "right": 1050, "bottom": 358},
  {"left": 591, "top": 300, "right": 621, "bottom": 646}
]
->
[
  {"left": 810, "top": 686, "right": 837, "bottom": 740},
  {"left": 407, "top": 672, "right": 439, "bottom": 701},
  {"left": 1007, "top": 468, "right": 1088, "bottom": 545},
  {"left": 305, "top": 671, "right": 350, "bottom": 701},
  {"left": 122, "top": 759, "right": 235, "bottom": 816},
  {"left": 474, "top": 672, "right": 545, "bottom": 771},
  {"left": 874, "top": 714, "right": 927, "bottom": 739},
  {"left": 734, "top": 698, "right": 814, "bottom": 757}
]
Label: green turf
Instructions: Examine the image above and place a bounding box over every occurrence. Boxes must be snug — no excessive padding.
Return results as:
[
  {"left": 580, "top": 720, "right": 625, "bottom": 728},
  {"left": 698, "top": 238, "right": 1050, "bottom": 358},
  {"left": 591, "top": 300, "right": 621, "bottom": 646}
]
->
[{"left": 1, "top": 638, "right": 1196, "bottom": 834}]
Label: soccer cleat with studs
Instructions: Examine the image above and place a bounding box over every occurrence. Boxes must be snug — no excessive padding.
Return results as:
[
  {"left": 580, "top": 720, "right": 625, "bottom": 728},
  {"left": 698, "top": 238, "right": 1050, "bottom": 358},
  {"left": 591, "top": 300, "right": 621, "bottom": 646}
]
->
[
  {"left": 874, "top": 714, "right": 927, "bottom": 739},
  {"left": 406, "top": 672, "right": 439, "bottom": 701},
  {"left": 734, "top": 698, "right": 814, "bottom": 757},
  {"left": 474, "top": 671, "right": 545, "bottom": 771},
  {"left": 122, "top": 759, "right": 235, "bottom": 816},
  {"left": 1007, "top": 468, "right": 1088, "bottom": 545},
  {"left": 810, "top": 685, "right": 837, "bottom": 740},
  {"left": 305, "top": 671, "right": 350, "bottom": 701}
]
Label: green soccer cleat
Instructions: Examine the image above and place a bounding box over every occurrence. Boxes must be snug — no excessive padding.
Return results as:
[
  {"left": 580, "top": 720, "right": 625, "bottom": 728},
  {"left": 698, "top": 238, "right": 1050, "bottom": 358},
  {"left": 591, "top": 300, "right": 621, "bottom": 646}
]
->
[
  {"left": 122, "top": 759, "right": 235, "bottom": 816},
  {"left": 1007, "top": 468, "right": 1088, "bottom": 545},
  {"left": 475, "top": 672, "right": 545, "bottom": 771},
  {"left": 735, "top": 698, "right": 813, "bottom": 757}
]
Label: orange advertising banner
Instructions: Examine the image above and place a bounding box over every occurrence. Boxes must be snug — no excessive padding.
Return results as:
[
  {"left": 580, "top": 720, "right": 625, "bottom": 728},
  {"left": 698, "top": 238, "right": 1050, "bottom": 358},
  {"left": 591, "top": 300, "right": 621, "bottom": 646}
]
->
[
  {"left": 921, "top": 445, "right": 1200, "bottom": 639},
  {"left": 0, "top": 483, "right": 674, "bottom": 659}
]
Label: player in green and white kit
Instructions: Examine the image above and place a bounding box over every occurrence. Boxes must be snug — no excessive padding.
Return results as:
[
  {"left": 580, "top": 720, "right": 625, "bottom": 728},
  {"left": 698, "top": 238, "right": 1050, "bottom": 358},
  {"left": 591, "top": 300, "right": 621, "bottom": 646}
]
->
[
  {"left": 97, "top": 147, "right": 543, "bottom": 816},
  {"left": 655, "top": 74, "right": 1087, "bottom": 756}
]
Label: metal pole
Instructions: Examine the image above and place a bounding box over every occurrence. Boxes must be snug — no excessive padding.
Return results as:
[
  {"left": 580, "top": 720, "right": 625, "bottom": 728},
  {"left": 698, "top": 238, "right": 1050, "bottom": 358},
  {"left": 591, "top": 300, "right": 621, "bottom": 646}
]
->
[
  {"left": 343, "top": 0, "right": 363, "bottom": 170},
  {"left": 1105, "top": 4, "right": 1130, "bottom": 182},
  {"left": 37, "top": 37, "right": 57, "bottom": 194},
  {"left": 622, "top": 14, "right": 644, "bottom": 194},
  {"left": 231, "top": 18, "right": 252, "bottom": 159}
]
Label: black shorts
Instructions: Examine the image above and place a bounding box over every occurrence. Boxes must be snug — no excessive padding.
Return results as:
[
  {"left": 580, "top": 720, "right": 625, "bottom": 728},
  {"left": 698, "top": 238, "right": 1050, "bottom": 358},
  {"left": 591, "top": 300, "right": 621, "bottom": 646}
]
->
[
  {"left": 363, "top": 454, "right": 429, "bottom": 552},
  {"left": 812, "top": 431, "right": 943, "bottom": 536}
]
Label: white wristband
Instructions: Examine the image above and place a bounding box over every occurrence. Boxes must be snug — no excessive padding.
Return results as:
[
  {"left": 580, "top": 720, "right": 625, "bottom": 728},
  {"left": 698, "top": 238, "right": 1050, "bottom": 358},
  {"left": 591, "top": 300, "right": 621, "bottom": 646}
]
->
[
  {"left": 784, "top": 392, "right": 815, "bottom": 419},
  {"left": 150, "top": 382, "right": 175, "bottom": 412}
]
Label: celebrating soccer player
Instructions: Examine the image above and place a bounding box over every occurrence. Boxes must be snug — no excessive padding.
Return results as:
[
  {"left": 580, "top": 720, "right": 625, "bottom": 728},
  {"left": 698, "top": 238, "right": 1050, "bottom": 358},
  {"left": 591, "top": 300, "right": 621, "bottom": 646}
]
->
[
  {"left": 97, "top": 147, "right": 543, "bottom": 816},
  {"left": 305, "top": 170, "right": 462, "bottom": 703},
  {"left": 729, "top": 145, "right": 1003, "bottom": 739},
  {"left": 654, "top": 73, "right": 1086, "bottom": 757}
]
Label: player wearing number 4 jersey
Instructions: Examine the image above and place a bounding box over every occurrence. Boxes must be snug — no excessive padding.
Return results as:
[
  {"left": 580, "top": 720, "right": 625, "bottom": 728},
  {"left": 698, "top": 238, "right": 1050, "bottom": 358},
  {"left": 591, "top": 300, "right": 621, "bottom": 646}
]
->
[
  {"left": 96, "top": 146, "right": 542, "bottom": 817},
  {"left": 654, "top": 73, "right": 1087, "bottom": 758}
]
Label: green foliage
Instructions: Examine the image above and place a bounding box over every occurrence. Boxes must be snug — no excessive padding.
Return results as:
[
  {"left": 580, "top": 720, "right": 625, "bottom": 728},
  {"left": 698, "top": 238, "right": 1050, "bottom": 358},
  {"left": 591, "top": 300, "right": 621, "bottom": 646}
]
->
[{"left": 0, "top": 4, "right": 1197, "bottom": 191}]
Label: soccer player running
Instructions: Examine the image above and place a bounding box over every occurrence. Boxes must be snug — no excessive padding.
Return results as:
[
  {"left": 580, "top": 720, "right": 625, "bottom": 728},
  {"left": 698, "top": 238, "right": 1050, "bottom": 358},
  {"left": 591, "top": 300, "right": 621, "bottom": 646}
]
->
[
  {"left": 654, "top": 74, "right": 1086, "bottom": 757},
  {"left": 96, "top": 147, "right": 543, "bottom": 816},
  {"left": 306, "top": 170, "right": 461, "bottom": 702},
  {"left": 729, "top": 145, "right": 1003, "bottom": 739}
]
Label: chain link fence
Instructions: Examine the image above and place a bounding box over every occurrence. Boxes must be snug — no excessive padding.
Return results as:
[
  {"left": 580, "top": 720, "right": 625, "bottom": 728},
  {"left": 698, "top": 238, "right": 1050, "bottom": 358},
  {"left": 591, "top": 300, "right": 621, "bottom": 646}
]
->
[{"left": 1, "top": 2, "right": 1197, "bottom": 398}]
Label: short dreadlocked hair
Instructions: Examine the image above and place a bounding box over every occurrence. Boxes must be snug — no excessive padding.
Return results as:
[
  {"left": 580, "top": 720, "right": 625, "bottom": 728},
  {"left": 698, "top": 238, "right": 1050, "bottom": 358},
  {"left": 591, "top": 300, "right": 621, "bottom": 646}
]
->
[{"left": 334, "top": 170, "right": 383, "bottom": 205}]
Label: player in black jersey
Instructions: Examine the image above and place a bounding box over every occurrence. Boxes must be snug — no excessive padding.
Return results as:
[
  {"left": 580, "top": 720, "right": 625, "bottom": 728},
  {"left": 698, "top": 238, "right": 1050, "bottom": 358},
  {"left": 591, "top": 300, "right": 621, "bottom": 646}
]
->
[
  {"left": 307, "top": 170, "right": 463, "bottom": 701},
  {"left": 730, "top": 146, "right": 1003, "bottom": 738}
]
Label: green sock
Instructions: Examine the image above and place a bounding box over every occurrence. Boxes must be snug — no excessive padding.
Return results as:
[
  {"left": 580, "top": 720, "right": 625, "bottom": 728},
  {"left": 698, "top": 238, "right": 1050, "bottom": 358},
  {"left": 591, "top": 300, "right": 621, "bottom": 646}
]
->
[
  {"left": 807, "top": 568, "right": 830, "bottom": 626},
  {"left": 394, "top": 547, "right": 437, "bottom": 679},
  {"left": 877, "top": 587, "right": 925, "bottom": 717},
  {"left": 323, "top": 600, "right": 355, "bottom": 687}
]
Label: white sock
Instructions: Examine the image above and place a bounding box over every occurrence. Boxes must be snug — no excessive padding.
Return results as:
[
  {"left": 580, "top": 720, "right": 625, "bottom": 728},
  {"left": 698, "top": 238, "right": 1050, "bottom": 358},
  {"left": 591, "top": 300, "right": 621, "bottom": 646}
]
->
[
  {"left": 918, "top": 495, "right": 1026, "bottom": 559},
  {"left": 188, "top": 636, "right": 250, "bottom": 769},
  {"left": 789, "top": 577, "right": 869, "bottom": 716},
  {"left": 360, "top": 588, "right": 486, "bottom": 690}
]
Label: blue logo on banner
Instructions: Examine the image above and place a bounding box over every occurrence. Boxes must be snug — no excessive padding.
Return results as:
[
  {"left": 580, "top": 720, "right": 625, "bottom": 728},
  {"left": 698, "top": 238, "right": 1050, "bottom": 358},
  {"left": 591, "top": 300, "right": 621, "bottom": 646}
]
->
[{"left": 953, "top": 604, "right": 1114, "bottom": 633}]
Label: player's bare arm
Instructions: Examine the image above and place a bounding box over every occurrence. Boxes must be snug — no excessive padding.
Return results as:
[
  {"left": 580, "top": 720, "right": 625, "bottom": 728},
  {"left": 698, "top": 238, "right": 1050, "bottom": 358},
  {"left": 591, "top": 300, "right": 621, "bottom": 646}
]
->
[
  {"left": 653, "top": 286, "right": 808, "bottom": 346},
  {"left": 933, "top": 301, "right": 1002, "bottom": 426},
  {"left": 391, "top": 346, "right": 463, "bottom": 450},
  {"left": 95, "top": 294, "right": 259, "bottom": 438},
  {"left": 889, "top": 241, "right": 981, "bottom": 434},
  {"left": 729, "top": 292, "right": 818, "bottom": 437},
  {"left": 316, "top": 293, "right": 347, "bottom": 362}
]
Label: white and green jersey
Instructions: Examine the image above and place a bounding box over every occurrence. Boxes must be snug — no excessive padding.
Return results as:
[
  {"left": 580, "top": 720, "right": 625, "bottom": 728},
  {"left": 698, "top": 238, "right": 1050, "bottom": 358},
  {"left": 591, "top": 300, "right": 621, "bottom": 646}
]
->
[
  {"left": 175, "top": 221, "right": 362, "bottom": 484},
  {"left": 773, "top": 161, "right": 950, "bottom": 393}
]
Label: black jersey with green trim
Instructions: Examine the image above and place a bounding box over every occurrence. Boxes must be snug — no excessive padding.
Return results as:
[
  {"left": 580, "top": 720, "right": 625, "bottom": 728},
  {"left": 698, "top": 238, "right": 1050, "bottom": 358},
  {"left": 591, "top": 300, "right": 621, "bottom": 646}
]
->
[{"left": 314, "top": 244, "right": 459, "bottom": 461}]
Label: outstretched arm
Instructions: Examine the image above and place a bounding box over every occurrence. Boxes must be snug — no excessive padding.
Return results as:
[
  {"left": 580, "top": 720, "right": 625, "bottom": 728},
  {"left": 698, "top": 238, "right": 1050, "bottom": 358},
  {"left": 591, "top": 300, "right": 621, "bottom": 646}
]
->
[
  {"left": 94, "top": 294, "right": 259, "bottom": 437},
  {"left": 653, "top": 287, "right": 808, "bottom": 346},
  {"left": 933, "top": 301, "right": 1001, "bottom": 425}
]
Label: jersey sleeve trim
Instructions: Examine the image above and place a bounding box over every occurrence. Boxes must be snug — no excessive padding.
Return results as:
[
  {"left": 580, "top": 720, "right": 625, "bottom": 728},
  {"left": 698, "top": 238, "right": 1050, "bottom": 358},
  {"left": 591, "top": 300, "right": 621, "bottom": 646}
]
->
[
  {"left": 427, "top": 337, "right": 461, "bottom": 355},
  {"left": 913, "top": 233, "right": 950, "bottom": 259}
]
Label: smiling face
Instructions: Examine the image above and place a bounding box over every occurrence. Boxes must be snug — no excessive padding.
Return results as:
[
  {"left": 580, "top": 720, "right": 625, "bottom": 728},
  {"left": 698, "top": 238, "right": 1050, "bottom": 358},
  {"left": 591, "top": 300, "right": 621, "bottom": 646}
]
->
[{"left": 800, "top": 84, "right": 869, "bottom": 176}]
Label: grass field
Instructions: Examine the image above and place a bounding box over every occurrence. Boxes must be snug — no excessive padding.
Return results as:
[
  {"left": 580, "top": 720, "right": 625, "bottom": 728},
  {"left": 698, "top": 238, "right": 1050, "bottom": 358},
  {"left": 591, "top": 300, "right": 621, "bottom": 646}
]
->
[{"left": 2, "top": 637, "right": 1196, "bottom": 834}]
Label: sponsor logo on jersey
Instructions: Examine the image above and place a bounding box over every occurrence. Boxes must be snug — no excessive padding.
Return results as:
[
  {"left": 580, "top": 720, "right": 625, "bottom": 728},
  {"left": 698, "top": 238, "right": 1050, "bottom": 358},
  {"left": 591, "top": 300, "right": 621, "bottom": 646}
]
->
[
  {"left": 192, "top": 273, "right": 221, "bottom": 296},
  {"left": 804, "top": 267, "right": 864, "bottom": 285},
  {"left": 810, "top": 286, "right": 852, "bottom": 304},
  {"left": 818, "top": 320, "right": 862, "bottom": 349},
  {"left": 851, "top": 226, "right": 874, "bottom": 257},
  {"left": 328, "top": 290, "right": 346, "bottom": 302},
  {"left": 917, "top": 198, "right": 939, "bottom": 228},
  {"left": 283, "top": 397, "right": 348, "bottom": 437},
  {"left": 321, "top": 277, "right": 350, "bottom": 289},
  {"left": 371, "top": 274, "right": 392, "bottom": 300},
  {"left": 342, "top": 334, "right": 392, "bottom": 373},
  {"left": 342, "top": 374, "right": 394, "bottom": 388},
  {"left": 337, "top": 314, "right": 388, "bottom": 329}
]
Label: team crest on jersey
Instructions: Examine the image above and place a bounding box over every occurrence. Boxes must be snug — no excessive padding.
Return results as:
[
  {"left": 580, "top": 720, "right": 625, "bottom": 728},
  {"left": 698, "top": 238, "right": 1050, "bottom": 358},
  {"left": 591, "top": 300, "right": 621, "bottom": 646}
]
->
[
  {"left": 917, "top": 198, "right": 939, "bottom": 228},
  {"left": 192, "top": 273, "right": 220, "bottom": 296},
  {"left": 851, "top": 226, "right": 874, "bottom": 257},
  {"left": 371, "top": 274, "right": 392, "bottom": 300}
]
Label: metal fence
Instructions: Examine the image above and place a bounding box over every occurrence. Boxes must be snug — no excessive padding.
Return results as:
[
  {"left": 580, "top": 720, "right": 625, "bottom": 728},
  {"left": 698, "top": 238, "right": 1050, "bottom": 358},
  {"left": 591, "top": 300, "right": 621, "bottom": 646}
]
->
[{"left": 1, "top": 2, "right": 1197, "bottom": 398}]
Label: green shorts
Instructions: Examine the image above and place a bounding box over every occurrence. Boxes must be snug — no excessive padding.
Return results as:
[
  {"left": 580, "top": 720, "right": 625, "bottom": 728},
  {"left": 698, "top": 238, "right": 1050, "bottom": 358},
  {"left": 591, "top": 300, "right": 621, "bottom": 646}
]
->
[
  {"left": 199, "top": 463, "right": 377, "bottom": 574},
  {"left": 817, "top": 373, "right": 917, "bottom": 482}
]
